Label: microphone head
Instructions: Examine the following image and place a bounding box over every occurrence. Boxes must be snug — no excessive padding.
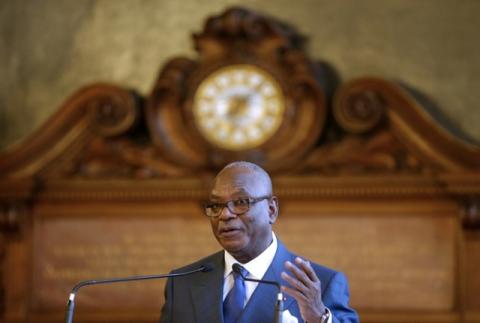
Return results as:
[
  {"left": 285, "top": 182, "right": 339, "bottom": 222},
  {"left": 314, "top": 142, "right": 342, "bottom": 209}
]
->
[
  {"left": 201, "top": 263, "right": 215, "bottom": 272},
  {"left": 232, "top": 263, "right": 243, "bottom": 274}
]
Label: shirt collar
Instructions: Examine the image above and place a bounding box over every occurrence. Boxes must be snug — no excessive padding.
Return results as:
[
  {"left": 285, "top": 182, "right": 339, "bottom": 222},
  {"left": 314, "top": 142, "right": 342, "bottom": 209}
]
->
[{"left": 224, "top": 232, "right": 278, "bottom": 280}]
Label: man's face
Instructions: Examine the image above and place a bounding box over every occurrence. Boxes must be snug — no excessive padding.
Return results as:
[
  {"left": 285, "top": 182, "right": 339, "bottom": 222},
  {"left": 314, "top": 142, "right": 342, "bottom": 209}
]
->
[{"left": 209, "top": 167, "right": 278, "bottom": 263}]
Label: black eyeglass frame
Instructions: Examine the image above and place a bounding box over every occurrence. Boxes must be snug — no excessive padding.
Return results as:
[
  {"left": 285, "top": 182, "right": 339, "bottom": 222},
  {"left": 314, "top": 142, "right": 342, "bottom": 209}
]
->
[{"left": 203, "top": 195, "right": 272, "bottom": 217}]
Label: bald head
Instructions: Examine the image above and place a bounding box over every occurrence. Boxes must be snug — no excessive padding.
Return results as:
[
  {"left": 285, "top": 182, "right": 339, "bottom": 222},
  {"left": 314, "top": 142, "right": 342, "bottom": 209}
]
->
[{"left": 215, "top": 161, "right": 273, "bottom": 197}]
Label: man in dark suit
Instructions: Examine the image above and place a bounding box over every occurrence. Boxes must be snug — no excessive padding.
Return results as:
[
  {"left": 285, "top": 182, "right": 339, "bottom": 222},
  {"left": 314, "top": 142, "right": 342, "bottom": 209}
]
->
[{"left": 160, "top": 161, "right": 358, "bottom": 323}]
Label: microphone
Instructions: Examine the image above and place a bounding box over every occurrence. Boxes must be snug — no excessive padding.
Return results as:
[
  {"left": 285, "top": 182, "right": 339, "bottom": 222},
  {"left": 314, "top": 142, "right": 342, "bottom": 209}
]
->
[
  {"left": 64, "top": 263, "right": 214, "bottom": 323},
  {"left": 232, "top": 263, "right": 283, "bottom": 323}
]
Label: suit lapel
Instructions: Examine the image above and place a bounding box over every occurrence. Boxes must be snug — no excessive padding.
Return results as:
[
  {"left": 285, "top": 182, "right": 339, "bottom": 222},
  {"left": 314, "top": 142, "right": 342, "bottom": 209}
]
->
[
  {"left": 190, "top": 252, "right": 225, "bottom": 323},
  {"left": 238, "top": 240, "right": 297, "bottom": 322}
]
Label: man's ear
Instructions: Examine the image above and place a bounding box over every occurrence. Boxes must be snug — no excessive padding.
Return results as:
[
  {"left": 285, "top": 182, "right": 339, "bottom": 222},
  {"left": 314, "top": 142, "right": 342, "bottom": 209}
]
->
[{"left": 268, "top": 196, "right": 279, "bottom": 224}]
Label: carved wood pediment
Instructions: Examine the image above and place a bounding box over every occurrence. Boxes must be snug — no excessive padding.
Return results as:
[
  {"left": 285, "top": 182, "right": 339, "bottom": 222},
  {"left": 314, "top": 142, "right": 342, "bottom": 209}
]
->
[{"left": 0, "top": 7, "right": 478, "bottom": 181}]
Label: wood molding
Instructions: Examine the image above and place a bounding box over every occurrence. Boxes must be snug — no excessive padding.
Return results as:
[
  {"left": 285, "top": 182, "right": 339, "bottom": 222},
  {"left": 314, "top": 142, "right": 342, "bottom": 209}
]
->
[{"left": 0, "top": 174, "right": 470, "bottom": 203}]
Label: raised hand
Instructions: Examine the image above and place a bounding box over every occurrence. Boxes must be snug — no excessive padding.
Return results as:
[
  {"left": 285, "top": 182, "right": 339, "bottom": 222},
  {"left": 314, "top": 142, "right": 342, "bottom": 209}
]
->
[{"left": 281, "top": 257, "right": 326, "bottom": 323}]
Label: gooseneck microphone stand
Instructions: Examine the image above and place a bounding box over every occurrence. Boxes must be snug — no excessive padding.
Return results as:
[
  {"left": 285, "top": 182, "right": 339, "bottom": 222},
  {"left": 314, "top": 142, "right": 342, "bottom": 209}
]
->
[
  {"left": 64, "top": 264, "right": 213, "bottom": 323},
  {"left": 232, "top": 263, "right": 283, "bottom": 323}
]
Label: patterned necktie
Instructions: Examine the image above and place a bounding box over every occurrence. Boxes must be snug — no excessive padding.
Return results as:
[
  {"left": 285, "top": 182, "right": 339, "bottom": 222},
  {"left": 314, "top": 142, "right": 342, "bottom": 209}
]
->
[{"left": 223, "top": 265, "right": 248, "bottom": 323}]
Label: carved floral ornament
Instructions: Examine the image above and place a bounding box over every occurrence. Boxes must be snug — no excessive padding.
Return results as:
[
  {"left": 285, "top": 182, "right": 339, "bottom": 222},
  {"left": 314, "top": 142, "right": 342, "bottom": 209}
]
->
[{"left": 0, "top": 6, "right": 479, "bottom": 181}]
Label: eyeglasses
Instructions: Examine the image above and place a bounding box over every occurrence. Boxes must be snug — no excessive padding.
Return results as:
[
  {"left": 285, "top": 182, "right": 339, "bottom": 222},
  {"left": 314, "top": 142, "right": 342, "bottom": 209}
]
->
[{"left": 204, "top": 196, "right": 271, "bottom": 217}]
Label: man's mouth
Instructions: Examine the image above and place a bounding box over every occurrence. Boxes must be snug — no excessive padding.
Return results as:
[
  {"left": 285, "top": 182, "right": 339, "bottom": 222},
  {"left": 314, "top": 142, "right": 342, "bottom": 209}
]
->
[{"left": 219, "top": 227, "right": 241, "bottom": 236}]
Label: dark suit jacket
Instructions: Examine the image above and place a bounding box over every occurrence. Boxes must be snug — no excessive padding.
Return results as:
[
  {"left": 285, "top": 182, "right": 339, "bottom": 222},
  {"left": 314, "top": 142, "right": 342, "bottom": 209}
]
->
[{"left": 160, "top": 240, "right": 358, "bottom": 323}]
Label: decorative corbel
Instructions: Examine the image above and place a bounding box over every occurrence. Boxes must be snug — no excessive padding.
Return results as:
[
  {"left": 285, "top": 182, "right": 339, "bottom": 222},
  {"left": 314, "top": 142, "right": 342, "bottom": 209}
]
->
[
  {"left": 461, "top": 196, "right": 480, "bottom": 230},
  {"left": 0, "top": 202, "right": 28, "bottom": 235},
  {"left": 0, "top": 179, "right": 35, "bottom": 236}
]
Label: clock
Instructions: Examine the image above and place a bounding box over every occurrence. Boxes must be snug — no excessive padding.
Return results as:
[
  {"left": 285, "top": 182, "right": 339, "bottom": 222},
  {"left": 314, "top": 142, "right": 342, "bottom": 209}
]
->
[
  {"left": 147, "top": 7, "right": 327, "bottom": 170},
  {"left": 192, "top": 64, "right": 286, "bottom": 151}
]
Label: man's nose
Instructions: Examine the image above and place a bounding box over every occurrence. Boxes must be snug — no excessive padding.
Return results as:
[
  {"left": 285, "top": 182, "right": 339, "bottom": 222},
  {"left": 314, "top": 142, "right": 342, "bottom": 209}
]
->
[{"left": 218, "top": 204, "right": 236, "bottom": 220}]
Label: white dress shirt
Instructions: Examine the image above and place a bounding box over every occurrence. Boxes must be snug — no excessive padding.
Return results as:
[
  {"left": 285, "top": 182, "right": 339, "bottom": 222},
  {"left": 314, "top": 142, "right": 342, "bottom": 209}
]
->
[
  {"left": 222, "top": 232, "right": 333, "bottom": 323},
  {"left": 223, "top": 232, "right": 278, "bottom": 303}
]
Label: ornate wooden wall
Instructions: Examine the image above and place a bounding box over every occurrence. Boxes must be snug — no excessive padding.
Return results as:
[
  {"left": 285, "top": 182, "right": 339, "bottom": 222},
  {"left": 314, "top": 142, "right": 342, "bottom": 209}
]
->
[{"left": 1, "top": 7, "right": 479, "bottom": 323}]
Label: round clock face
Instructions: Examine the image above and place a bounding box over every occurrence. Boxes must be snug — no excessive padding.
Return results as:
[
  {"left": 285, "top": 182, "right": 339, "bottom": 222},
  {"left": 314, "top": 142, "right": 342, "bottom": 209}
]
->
[{"left": 192, "top": 64, "right": 285, "bottom": 150}]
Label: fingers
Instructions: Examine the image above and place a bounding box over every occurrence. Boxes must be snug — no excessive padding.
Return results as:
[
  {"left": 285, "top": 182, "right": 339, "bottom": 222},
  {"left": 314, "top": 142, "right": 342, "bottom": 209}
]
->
[
  {"left": 281, "top": 284, "right": 307, "bottom": 301},
  {"left": 281, "top": 265, "right": 310, "bottom": 296},
  {"left": 284, "top": 257, "right": 319, "bottom": 284},
  {"left": 284, "top": 259, "right": 310, "bottom": 287},
  {"left": 281, "top": 257, "right": 321, "bottom": 296},
  {"left": 296, "top": 257, "right": 319, "bottom": 283}
]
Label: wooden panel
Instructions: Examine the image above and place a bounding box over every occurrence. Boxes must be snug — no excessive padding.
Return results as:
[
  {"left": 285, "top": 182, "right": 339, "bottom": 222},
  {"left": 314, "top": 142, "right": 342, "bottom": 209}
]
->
[
  {"left": 277, "top": 199, "right": 458, "bottom": 311},
  {"left": 465, "top": 231, "right": 480, "bottom": 311},
  {"left": 25, "top": 198, "right": 460, "bottom": 322},
  {"left": 32, "top": 201, "right": 217, "bottom": 316}
]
